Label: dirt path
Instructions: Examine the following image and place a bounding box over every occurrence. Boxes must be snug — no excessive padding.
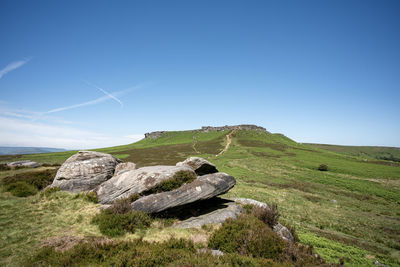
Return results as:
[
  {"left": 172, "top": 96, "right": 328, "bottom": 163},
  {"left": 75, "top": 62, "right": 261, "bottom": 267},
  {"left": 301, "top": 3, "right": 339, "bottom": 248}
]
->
[
  {"left": 217, "top": 130, "right": 235, "bottom": 156},
  {"left": 192, "top": 135, "right": 200, "bottom": 154}
]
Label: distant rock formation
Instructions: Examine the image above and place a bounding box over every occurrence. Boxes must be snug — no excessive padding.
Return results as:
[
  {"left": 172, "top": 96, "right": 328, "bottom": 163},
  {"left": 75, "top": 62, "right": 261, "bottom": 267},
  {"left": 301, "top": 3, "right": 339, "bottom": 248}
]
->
[
  {"left": 144, "top": 131, "right": 167, "bottom": 139},
  {"left": 144, "top": 124, "right": 267, "bottom": 139},
  {"left": 200, "top": 124, "right": 267, "bottom": 133}
]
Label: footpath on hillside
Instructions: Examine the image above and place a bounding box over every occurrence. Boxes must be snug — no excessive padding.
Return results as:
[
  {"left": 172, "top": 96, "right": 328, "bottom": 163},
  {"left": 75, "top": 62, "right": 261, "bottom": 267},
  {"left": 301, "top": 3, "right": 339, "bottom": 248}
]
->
[{"left": 216, "top": 130, "right": 235, "bottom": 156}]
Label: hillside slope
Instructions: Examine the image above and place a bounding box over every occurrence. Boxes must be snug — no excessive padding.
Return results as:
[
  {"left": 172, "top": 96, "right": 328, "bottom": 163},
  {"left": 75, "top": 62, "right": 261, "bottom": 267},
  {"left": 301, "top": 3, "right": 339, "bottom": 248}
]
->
[
  {"left": 1, "top": 129, "right": 399, "bottom": 266},
  {"left": 306, "top": 143, "right": 400, "bottom": 163}
]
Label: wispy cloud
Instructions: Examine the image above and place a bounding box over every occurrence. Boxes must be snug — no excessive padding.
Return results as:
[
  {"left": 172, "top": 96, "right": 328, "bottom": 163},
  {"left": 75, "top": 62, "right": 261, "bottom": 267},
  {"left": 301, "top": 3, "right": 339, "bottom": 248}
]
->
[
  {"left": 84, "top": 81, "right": 123, "bottom": 107},
  {"left": 43, "top": 83, "right": 145, "bottom": 115},
  {"left": 0, "top": 105, "right": 72, "bottom": 124},
  {"left": 0, "top": 58, "right": 31, "bottom": 79}
]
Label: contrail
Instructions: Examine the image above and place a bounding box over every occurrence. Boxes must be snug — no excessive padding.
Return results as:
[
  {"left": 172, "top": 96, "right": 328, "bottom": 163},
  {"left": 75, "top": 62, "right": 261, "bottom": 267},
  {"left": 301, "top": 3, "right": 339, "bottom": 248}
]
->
[
  {"left": 84, "top": 81, "right": 123, "bottom": 107},
  {"left": 41, "top": 83, "right": 147, "bottom": 116},
  {"left": 0, "top": 58, "right": 31, "bottom": 79}
]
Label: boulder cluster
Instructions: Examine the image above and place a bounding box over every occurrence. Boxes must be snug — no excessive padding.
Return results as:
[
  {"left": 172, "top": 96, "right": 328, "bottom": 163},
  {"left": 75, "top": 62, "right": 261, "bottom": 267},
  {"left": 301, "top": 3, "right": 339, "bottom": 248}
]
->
[{"left": 50, "top": 151, "right": 293, "bottom": 242}]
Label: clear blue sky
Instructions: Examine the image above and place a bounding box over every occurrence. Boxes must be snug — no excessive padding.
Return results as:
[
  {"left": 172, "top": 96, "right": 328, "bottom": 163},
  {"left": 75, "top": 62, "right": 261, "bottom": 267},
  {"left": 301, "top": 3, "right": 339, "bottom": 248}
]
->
[{"left": 0, "top": 0, "right": 399, "bottom": 149}]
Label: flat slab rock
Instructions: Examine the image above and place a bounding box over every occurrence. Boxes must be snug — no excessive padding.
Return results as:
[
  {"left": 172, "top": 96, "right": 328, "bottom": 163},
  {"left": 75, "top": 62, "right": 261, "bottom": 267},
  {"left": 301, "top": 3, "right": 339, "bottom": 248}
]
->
[
  {"left": 96, "top": 165, "right": 195, "bottom": 204},
  {"left": 131, "top": 172, "right": 236, "bottom": 213},
  {"left": 176, "top": 157, "right": 218, "bottom": 176},
  {"left": 233, "top": 198, "right": 270, "bottom": 209},
  {"left": 174, "top": 201, "right": 242, "bottom": 229},
  {"left": 51, "top": 151, "right": 121, "bottom": 193},
  {"left": 7, "top": 160, "right": 40, "bottom": 168}
]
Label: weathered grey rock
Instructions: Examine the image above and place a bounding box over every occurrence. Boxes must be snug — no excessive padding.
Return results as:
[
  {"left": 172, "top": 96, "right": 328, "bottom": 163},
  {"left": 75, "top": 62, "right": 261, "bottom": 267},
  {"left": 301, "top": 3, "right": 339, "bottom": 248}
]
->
[
  {"left": 131, "top": 172, "right": 236, "bottom": 213},
  {"left": 197, "top": 248, "right": 224, "bottom": 256},
  {"left": 114, "top": 162, "right": 136, "bottom": 176},
  {"left": 96, "top": 165, "right": 195, "bottom": 204},
  {"left": 233, "top": 198, "right": 270, "bottom": 209},
  {"left": 273, "top": 223, "right": 294, "bottom": 242},
  {"left": 51, "top": 151, "right": 121, "bottom": 193},
  {"left": 7, "top": 160, "right": 40, "bottom": 168},
  {"left": 174, "top": 201, "right": 242, "bottom": 228},
  {"left": 176, "top": 157, "right": 218, "bottom": 176}
]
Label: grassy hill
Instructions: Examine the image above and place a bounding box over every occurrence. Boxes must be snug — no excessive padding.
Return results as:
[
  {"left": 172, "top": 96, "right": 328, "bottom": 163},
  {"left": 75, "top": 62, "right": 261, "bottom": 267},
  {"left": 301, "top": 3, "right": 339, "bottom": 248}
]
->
[
  {"left": 1, "top": 129, "right": 399, "bottom": 266},
  {"left": 306, "top": 143, "right": 400, "bottom": 163}
]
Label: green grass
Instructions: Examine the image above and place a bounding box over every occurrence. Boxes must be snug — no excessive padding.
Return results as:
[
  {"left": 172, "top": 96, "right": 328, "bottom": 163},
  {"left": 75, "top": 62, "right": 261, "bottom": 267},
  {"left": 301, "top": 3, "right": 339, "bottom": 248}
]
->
[
  {"left": 1, "top": 129, "right": 399, "bottom": 266},
  {"left": 306, "top": 143, "right": 400, "bottom": 162}
]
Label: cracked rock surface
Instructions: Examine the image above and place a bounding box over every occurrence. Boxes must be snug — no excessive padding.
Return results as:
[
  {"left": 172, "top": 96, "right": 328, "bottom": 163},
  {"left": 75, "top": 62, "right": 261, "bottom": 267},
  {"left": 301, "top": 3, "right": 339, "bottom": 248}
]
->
[
  {"left": 51, "top": 151, "right": 121, "bottom": 193},
  {"left": 131, "top": 172, "right": 236, "bottom": 213}
]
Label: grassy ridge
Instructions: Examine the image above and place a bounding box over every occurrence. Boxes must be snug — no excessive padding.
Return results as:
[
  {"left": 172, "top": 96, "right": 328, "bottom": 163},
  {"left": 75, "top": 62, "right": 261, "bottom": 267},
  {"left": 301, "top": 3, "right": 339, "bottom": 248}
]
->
[
  {"left": 306, "top": 143, "right": 400, "bottom": 162},
  {"left": 1, "top": 129, "right": 399, "bottom": 266}
]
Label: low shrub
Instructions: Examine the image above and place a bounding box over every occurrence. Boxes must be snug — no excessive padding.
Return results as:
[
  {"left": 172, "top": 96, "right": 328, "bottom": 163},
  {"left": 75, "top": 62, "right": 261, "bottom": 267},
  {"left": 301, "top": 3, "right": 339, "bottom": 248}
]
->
[
  {"left": 318, "top": 164, "right": 328, "bottom": 171},
  {"left": 208, "top": 215, "right": 285, "bottom": 259},
  {"left": 5, "top": 182, "right": 38, "bottom": 197},
  {"left": 252, "top": 203, "right": 280, "bottom": 228},
  {"left": 0, "top": 163, "right": 11, "bottom": 171},
  {"left": 91, "top": 208, "right": 152, "bottom": 237},
  {"left": 142, "top": 170, "right": 197, "bottom": 195},
  {"left": 42, "top": 163, "right": 61, "bottom": 167},
  {"left": 40, "top": 186, "right": 60, "bottom": 197},
  {"left": 25, "top": 237, "right": 280, "bottom": 267},
  {"left": 84, "top": 191, "right": 98, "bottom": 203},
  {"left": 111, "top": 197, "right": 132, "bottom": 214},
  {"left": 242, "top": 204, "right": 254, "bottom": 214},
  {"left": 2, "top": 169, "right": 58, "bottom": 192}
]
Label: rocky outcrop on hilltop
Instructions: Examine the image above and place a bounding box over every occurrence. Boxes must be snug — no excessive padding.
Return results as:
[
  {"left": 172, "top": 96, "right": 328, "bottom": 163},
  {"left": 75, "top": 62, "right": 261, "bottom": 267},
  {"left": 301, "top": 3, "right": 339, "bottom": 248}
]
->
[
  {"left": 200, "top": 124, "right": 267, "bottom": 132},
  {"left": 144, "top": 124, "right": 268, "bottom": 139}
]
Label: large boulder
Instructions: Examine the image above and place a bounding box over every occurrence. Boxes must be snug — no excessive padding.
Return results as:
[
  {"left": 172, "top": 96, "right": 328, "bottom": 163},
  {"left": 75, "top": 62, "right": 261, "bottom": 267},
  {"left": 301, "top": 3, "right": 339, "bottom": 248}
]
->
[
  {"left": 176, "top": 157, "right": 218, "bottom": 176},
  {"left": 131, "top": 172, "right": 236, "bottom": 213},
  {"left": 96, "top": 165, "right": 195, "bottom": 204},
  {"left": 114, "top": 162, "right": 136, "bottom": 176},
  {"left": 50, "top": 151, "right": 121, "bottom": 193}
]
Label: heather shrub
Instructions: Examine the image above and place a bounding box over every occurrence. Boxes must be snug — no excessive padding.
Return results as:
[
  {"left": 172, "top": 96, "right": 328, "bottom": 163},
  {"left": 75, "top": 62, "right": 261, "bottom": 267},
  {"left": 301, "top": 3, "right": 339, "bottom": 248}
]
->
[
  {"left": 84, "top": 191, "right": 98, "bottom": 203},
  {"left": 0, "top": 163, "right": 11, "bottom": 171},
  {"left": 25, "top": 237, "right": 279, "bottom": 267},
  {"left": 318, "top": 164, "right": 328, "bottom": 171},
  {"left": 5, "top": 182, "right": 38, "bottom": 197},
  {"left": 252, "top": 203, "right": 280, "bottom": 228},
  {"left": 111, "top": 197, "right": 132, "bottom": 214},
  {"left": 2, "top": 169, "right": 58, "bottom": 193},
  {"left": 40, "top": 186, "right": 60, "bottom": 197},
  {"left": 91, "top": 208, "right": 152, "bottom": 237},
  {"left": 208, "top": 215, "right": 284, "bottom": 259}
]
